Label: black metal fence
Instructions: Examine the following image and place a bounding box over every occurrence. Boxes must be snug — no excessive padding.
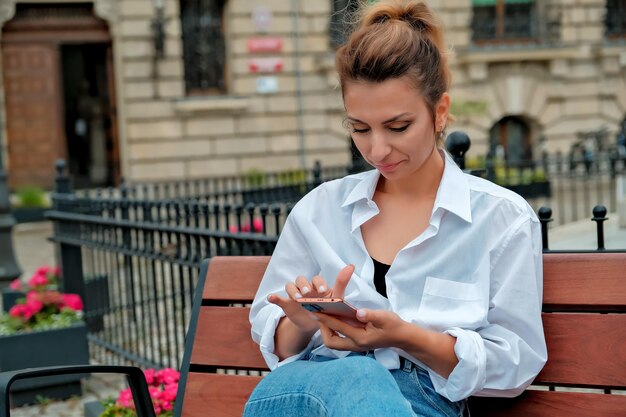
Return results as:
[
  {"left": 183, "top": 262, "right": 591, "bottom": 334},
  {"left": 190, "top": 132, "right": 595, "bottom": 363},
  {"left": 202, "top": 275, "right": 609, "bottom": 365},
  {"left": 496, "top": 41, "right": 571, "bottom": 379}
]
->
[
  {"left": 467, "top": 149, "right": 624, "bottom": 225},
  {"left": 49, "top": 162, "right": 294, "bottom": 369},
  {"left": 47, "top": 135, "right": 625, "bottom": 370}
]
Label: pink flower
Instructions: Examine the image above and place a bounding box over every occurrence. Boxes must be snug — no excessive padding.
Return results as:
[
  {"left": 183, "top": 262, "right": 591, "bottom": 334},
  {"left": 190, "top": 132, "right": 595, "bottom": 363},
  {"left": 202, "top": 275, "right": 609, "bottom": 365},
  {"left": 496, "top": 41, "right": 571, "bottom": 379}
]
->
[
  {"left": 160, "top": 383, "right": 177, "bottom": 402},
  {"left": 28, "top": 273, "right": 49, "bottom": 288},
  {"left": 144, "top": 368, "right": 156, "bottom": 385},
  {"left": 10, "top": 303, "right": 38, "bottom": 320},
  {"left": 9, "top": 279, "right": 23, "bottom": 291},
  {"left": 51, "top": 266, "right": 60, "bottom": 277},
  {"left": 35, "top": 266, "right": 50, "bottom": 276},
  {"left": 228, "top": 224, "right": 239, "bottom": 233},
  {"left": 252, "top": 219, "right": 264, "bottom": 233},
  {"left": 161, "top": 400, "right": 173, "bottom": 411},
  {"left": 9, "top": 304, "right": 28, "bottom": 319},
  {"left": 25, "top": 298, "right": 43, "bottom": 315},
  {"left": 116, "top": 387, "right": 134, "bottom": 408},
  {"left": 61, "top": 294, "right": 83, "bottom": 311},
  {"left": 156, "top": 368, "right": 180, "bottom": 385}
]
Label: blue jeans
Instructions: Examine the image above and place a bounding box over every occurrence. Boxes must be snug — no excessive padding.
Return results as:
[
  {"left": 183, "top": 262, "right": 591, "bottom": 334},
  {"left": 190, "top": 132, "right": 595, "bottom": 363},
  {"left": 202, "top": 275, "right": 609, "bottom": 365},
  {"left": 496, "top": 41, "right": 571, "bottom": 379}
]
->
[{"left": 243, "top": 352, "right": 466, "bottom": 417}]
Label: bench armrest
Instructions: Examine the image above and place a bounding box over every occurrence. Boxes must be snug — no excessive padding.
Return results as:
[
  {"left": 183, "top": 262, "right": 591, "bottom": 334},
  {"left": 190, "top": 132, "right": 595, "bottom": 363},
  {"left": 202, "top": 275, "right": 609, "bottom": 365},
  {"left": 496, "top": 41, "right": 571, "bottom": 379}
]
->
[{"left": 0, "top": 365, "right": 156, "bottom": 417}]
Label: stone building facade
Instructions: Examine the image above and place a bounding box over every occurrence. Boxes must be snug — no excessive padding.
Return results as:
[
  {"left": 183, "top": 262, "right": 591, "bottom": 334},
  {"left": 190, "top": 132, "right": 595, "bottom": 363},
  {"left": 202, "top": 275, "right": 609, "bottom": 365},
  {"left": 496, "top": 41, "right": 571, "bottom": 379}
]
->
[{"left": 0, "top": 0, "right": 625, "bottom": 188}]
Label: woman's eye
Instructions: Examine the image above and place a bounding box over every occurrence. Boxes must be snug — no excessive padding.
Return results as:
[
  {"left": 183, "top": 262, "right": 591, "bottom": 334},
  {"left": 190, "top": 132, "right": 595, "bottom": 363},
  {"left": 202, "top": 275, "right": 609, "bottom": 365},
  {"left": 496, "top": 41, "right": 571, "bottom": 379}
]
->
[
  {"left": 389, "top": 125, "right": 409, "bottom": 133},
  {"left": 352, "top": 127, "right": 370, "bottom": 134}
]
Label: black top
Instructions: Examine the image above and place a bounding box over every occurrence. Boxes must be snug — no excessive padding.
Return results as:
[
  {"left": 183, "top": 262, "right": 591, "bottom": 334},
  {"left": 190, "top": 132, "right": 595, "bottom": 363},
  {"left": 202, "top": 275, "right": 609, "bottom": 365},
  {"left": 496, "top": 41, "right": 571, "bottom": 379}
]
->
[{"left": 372, "top": 257, "right": 391, "bottom": 298}]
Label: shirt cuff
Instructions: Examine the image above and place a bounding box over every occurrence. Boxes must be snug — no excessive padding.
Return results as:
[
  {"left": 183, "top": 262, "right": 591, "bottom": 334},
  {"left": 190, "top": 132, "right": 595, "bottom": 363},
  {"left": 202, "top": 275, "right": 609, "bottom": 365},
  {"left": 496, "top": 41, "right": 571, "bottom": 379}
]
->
[
  {"left": 256, "top": 304, "right": 317, "bottom": 370},
  {"left": 429, "top": 327, "right": 487, "bottom": 402}
]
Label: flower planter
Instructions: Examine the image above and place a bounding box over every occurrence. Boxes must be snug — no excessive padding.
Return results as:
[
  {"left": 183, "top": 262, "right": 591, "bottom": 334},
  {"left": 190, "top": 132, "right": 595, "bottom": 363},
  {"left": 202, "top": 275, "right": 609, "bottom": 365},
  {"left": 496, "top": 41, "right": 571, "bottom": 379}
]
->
[
  {"left": 11, "top": 207, "right": 48, "bottom": 224},
  {"left": 505, "top": 181, "right": 552, "bottom": 199},
  {"left": 1, "top": 289, "right": 25, "bottom": 312},
  {"left": 0, "top": 323, "right": 89, "bottom": 406},
  {"left": 84, "top": 400, "right": 105, "bottom": 417}
]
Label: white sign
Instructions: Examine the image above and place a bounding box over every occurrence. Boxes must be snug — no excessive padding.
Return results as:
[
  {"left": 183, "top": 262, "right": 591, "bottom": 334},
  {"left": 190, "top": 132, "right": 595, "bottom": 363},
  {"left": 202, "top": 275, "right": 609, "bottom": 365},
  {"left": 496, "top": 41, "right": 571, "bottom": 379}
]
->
[
  {"left": 253, "top": 7, "right": 272, "bottom": 33},
  {"left": 256, "top": 76, "right": 279, "bottom": 94},
  {"left": 249, "top": 57, "right": 284, "bottom": 73}
]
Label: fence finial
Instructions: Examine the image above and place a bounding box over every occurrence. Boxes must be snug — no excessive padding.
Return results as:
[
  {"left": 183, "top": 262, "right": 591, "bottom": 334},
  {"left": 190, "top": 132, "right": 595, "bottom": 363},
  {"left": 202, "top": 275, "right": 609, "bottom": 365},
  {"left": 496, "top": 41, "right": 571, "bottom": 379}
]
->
[
  {"left": 445, "top": 131, "right": 470, "bottom": 170},
  {"left": 591, "top": 205, "right": 607, "bottom": 250},
  {"left": 537, "top": 207, "right": 553, "bottom": 250}
]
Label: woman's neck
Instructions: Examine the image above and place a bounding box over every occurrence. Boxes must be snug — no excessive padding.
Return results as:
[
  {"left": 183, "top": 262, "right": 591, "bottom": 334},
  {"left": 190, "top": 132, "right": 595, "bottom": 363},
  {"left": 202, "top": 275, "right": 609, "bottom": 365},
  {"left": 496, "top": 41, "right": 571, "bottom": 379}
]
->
[{"left": 377, "top": 146, "right": 445, "bottom": 199}]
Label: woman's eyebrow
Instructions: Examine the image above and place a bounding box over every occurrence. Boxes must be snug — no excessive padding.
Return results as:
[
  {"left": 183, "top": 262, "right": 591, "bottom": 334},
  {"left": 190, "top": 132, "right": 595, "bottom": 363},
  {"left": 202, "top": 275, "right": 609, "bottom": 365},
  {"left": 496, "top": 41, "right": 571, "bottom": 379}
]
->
[{"left": 345, "top": 113, "right": 413, "bottom": 124}]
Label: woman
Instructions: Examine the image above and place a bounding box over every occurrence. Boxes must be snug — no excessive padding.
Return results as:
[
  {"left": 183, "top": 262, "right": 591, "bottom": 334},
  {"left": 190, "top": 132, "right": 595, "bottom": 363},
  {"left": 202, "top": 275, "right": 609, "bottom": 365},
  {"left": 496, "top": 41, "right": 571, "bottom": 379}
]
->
[{"left": 245, "top": 1, "right": 547, "bottom": 416}]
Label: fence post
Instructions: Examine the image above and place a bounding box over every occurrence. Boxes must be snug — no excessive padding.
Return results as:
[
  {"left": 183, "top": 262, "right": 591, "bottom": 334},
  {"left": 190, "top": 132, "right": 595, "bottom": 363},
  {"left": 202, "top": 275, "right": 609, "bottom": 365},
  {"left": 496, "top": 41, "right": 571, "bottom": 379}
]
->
[
  {"left": 313, "top": 160, "right": 322, "bottom": 188},
  {"left": 445, "top": 131, "right": 470, "bottom": 170},
  {"left": 537, "top": 207, "right": 552, "bottom": 251},
  {"left": 53, "top": 160, "right": 86, "bottom": 303},
  {"left": 591, "top": 205, "right": 607, "bottom": 251},
  {"left": 119, "top": 180, "right": 137, "bottom": 321}
]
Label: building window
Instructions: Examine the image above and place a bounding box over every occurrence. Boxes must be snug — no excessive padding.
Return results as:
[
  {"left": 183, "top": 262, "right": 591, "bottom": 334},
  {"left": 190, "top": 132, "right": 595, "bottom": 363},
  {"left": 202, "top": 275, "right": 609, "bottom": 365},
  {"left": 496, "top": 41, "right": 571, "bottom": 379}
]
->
[
  {"left": 180, "top": 0, "right": 226, "bottom": 94},
  {"left": 606, "top": 0, "right": 626, "bottom": 38},
  {"left": 330, "top": 0, "right": 359, "bottom": 47},
  {"left": 472, "top": 0, "right": 536, "bottom": 43}
]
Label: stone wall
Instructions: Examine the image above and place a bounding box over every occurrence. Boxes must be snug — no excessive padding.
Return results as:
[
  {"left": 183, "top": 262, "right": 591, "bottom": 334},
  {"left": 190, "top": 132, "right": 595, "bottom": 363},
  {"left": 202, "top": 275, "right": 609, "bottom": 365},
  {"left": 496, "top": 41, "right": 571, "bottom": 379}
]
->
[
  {"left": 0, "top": 0, "right": 624, "bottom": 182},
  {"left": 118, "top": 0, "right": 350, "bottom": 182}
]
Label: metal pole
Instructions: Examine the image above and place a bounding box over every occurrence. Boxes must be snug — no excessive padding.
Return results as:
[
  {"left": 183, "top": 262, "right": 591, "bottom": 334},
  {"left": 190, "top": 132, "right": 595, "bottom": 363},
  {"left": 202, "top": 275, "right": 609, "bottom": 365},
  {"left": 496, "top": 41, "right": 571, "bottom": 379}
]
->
[{"left": 0, "top": 106, "right": 22, "bottom": 288}]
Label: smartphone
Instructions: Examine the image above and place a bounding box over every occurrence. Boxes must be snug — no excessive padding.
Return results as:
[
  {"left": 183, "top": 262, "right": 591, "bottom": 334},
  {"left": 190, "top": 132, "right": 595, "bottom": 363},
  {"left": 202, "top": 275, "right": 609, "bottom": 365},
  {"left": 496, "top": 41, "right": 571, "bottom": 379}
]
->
[{"left": 297, "top": 298, "right": 358, "bottom": 321}]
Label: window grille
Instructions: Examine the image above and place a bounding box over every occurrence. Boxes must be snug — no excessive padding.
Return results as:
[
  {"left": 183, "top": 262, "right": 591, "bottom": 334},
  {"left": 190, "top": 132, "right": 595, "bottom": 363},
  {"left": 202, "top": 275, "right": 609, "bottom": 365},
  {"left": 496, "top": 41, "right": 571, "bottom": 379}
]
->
[
  {"left": 180, "top": 0, "right": 226, "bottom": 94},
  {"left": 471, "top": 0, "right": 537, "bottom": 43},
  {"left": 606, "top": 0, "right": 626, "bottom": 38}
]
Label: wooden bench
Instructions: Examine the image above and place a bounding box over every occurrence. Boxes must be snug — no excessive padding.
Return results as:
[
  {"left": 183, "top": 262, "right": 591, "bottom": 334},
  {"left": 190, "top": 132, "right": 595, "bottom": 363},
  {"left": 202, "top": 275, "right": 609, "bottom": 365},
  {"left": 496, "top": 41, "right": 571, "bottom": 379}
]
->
[
  {"left": 2, "top": 253, "right": 625, "bottom": 417},
  {"left": 174, "top": 253, "right": 626, "bottom": 417}
]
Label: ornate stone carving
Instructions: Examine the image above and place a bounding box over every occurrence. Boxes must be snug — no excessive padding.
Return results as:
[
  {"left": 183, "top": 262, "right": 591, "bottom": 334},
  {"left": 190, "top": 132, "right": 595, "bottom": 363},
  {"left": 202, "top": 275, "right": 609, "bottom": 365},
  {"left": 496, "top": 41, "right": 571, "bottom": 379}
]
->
[
  {"left": 0, "top": 1, "right": 16, "bottom": 26},
  {"left": 94, "top": 0, "right": 117, "bottom": 23}
]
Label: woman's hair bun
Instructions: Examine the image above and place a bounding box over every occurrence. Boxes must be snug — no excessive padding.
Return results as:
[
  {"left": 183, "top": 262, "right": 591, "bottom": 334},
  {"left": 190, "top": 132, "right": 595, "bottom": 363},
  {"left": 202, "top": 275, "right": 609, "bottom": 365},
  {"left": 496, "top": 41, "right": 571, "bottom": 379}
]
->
[{"left": 359, "top": 0, "right": 443, "bottom": 47}]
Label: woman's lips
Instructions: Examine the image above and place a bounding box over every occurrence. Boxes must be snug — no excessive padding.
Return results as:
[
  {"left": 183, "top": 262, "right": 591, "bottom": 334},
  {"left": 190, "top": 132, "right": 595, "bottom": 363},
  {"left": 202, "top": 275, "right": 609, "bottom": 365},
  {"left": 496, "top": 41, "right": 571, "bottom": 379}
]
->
[{"left": 375, "top": 162, "right": 400, "bottom": 173}]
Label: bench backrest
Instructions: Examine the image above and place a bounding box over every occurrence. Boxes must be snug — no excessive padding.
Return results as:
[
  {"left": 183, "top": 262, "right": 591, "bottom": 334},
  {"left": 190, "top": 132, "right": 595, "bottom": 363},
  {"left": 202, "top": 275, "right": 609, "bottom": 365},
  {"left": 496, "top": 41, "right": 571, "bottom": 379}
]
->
[{"left": 175, "top": 253, "right": 626, "bottom": 417}]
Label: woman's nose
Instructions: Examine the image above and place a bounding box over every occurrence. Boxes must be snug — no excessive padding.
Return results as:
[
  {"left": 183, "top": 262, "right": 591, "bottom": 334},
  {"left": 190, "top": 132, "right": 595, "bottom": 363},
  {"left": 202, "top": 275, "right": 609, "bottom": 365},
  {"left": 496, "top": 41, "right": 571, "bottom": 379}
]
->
[{"left": 370, "top": 132, "right": 391, "bottom": 162}]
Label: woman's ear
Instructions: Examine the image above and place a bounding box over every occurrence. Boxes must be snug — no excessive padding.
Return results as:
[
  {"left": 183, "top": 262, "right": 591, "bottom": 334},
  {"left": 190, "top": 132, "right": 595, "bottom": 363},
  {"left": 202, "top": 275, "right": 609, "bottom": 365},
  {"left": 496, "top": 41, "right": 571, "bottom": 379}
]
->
[{"left": 435, "top": 93, "right": 450, "bottom": 132}]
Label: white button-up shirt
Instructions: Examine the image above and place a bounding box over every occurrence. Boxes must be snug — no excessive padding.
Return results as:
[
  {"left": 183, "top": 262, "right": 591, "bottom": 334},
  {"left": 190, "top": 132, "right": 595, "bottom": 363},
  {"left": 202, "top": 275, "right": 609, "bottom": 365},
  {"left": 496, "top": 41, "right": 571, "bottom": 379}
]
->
[{"left": 249, "top": 151, "right": 547, "bottom": 402}]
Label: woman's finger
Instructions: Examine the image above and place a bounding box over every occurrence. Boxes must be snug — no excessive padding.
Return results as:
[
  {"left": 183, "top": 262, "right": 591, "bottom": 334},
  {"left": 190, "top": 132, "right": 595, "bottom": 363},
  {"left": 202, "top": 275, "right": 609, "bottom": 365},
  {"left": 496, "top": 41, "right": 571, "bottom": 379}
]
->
[
  {"left": 331, "top": 264, "right": 355, "bottom": 299},
  {"left": 285, "top": 282, "right": 303, "bottom": 300},
  {"left": 318, "top": 322, "right": 359, "bottom": 351},
  {"left": 311, "top": 276, "right": 329, "bottom": 296},
  {"left": 294, "top": 276, "right": 313, "bottom": 296}
]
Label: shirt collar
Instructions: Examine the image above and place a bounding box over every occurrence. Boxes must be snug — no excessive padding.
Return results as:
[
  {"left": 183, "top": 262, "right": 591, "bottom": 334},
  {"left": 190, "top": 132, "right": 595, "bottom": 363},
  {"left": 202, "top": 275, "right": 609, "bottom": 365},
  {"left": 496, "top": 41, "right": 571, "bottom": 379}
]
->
[
  {"left": 341, "top": 151, "right": 472, "bottom": 223},
  {"left": 436, "top": 150, "right": 472, "bottom": 223},
  {"left": 341, "top": 169, "right": 380, "bottom": 208}
]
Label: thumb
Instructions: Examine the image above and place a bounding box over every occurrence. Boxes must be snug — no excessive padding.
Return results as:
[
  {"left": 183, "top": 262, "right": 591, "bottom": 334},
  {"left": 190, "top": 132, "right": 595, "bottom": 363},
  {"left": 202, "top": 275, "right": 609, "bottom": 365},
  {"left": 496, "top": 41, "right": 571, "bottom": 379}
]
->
[
  {"left": 331, "top": 264, "right": 355, "bottom": 299},
  {"left": 355, "top": 308, "right": 386, "bottom": 325}
]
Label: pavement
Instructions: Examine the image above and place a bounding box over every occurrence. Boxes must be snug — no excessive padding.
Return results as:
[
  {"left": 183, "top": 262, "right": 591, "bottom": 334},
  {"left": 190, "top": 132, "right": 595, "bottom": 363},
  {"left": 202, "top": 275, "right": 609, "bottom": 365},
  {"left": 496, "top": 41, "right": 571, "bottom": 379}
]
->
[{"left": 3, "top": 216, "right": 626, "bottom": 415}]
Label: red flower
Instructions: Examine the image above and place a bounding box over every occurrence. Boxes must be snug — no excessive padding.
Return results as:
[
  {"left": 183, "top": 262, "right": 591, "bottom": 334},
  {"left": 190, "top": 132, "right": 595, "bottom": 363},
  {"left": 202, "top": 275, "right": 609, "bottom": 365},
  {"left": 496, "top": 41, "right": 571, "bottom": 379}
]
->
[
  {"left": 9, "top": 279, "right": 23, "bottom": 291},
  {"left": 28, "top": 273, "right": 49, "bottom": 288},
  {"left": 61, "top": 294, "right": 84, "bottom": 311}
]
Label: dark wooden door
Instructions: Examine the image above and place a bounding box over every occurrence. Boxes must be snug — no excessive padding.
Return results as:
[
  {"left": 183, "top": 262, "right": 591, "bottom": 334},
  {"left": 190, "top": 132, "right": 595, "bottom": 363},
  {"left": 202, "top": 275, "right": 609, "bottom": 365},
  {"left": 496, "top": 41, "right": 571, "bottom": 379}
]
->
[{"left": 2, "top": 43, "right": 65, "bottom": 189}]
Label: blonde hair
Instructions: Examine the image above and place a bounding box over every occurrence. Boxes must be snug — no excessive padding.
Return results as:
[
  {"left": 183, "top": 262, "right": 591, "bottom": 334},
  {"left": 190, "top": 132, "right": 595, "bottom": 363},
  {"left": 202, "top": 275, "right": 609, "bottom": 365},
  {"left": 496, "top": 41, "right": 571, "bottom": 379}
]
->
[{"left": 335, "top": 0, "right": 451, "bottom": 140}]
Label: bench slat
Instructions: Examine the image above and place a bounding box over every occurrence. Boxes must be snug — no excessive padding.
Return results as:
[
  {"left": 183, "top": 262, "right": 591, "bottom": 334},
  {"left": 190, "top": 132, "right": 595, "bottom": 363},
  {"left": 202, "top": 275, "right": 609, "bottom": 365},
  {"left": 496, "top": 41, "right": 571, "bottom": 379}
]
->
[
  {"left": 180, "top": 373, "right": 262, "bottom": 417},
  {"left": 543, "top": 253, "right": 626, "bottom": 310},
  {"left": 203, "top": 256, "right": 270, "bottom": 302},
  {"left": 470, "top": 390, "right": 626, "bottom": 417},
  {"left": 535, "top": 313, "right": 626, "bottom": 388},
  {"left": 191, "top": 307, "right": 268, "bottom": 370}
]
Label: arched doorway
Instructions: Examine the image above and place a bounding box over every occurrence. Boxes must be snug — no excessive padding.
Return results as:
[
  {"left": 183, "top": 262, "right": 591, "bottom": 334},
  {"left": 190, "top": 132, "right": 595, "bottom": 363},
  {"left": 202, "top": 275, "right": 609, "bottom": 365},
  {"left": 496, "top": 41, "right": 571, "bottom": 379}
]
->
[
  {"left": 1, "top": 2, "right": 119, "bottom": 189},
  {"left": 489, "top": 116, "right": 532, "bottom": 166}
]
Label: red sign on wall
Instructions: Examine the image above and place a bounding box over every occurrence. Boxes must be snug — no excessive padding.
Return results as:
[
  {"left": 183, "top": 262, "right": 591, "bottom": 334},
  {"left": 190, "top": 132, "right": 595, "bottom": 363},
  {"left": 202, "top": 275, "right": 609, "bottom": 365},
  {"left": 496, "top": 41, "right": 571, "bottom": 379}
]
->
[{"left": 247, "top": 37, "right": 283, "bottom": 53}]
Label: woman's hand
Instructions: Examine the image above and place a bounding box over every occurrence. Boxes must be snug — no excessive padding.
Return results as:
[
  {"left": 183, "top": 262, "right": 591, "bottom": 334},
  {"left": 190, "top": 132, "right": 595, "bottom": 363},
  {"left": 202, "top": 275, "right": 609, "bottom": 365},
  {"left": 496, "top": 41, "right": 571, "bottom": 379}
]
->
[
  {"left": 316, "top": 308, "right": 409, "bottom": 352},
  {"left": 267, "top": 264, "right": 355, "bottom": 333}
]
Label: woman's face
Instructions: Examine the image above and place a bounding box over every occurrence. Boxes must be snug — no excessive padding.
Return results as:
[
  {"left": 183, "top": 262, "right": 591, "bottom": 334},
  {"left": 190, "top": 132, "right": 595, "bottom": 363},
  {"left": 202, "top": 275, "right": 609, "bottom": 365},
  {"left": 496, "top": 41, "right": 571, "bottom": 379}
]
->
[{"left": 343, "top": 77, "right": 448, "bottom": 181}]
